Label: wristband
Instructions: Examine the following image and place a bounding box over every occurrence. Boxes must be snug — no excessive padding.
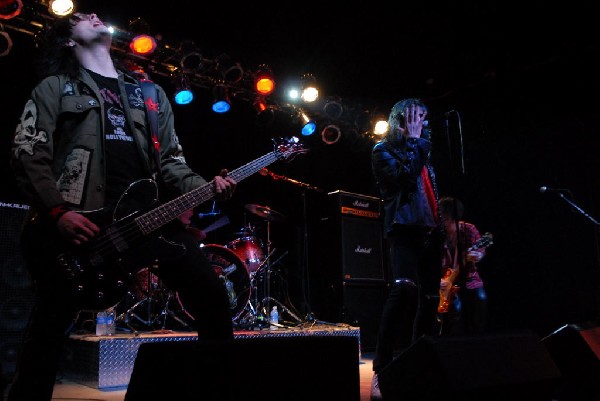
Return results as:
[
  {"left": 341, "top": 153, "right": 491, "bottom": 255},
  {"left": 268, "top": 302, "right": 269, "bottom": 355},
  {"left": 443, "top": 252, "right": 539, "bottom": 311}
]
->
[{"left": 48, "top": 204, "right": 69, "bottom": 221}]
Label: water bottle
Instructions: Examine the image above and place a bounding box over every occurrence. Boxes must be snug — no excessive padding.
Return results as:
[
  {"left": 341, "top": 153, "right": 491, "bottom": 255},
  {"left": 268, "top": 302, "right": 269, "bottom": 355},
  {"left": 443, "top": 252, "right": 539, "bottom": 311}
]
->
[
  {"left": 270, "top": 306, "right": 279, "bottom": 330},
  {"left": 105, "top": 307, "right": 116, "bottom": 336},
  {"left": 95, "top": 310, "right": 107, "bottom": 336}
]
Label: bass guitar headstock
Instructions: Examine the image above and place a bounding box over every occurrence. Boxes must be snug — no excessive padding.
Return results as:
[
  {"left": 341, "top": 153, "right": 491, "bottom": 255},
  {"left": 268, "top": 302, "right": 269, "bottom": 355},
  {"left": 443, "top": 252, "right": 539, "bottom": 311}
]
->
[{"left": 272, "top": 136, "right": 309, "bottom": 162}]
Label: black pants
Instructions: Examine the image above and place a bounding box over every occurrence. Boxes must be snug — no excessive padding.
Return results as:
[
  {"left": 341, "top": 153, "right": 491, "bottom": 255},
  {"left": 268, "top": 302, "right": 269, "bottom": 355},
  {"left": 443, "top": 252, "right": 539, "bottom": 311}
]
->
[
  {"left": 7, "top": 220, "right": 233, "bottom": 401},
  {"left": 439, "top": 286, "right": 488, "bottom": 336},
  {"left": 372, "top": 225, "right": 442, "bottom": 373}
]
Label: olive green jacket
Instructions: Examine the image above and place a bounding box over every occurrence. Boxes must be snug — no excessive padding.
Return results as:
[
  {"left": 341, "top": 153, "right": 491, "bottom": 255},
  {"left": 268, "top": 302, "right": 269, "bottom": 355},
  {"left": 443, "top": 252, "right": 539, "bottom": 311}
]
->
[{"left": 11, "top": 68, "right": 207, "bottom": 216}]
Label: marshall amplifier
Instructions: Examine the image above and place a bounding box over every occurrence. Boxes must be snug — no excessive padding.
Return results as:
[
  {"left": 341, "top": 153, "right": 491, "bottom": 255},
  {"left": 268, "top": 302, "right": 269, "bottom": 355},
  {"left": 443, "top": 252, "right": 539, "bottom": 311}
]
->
[
  {"left": 0, "top": 202, "right": 33, "bottom": 384},
  {"left": 327, "top": 190, "right": 382, "bottom": 220},
  {"left": 338, "top": 216, "right": 385, "bottom": 281},
  {"left": 309, "top": 190, "right": 387, "bottom": 340},
  {"left": 319, "top": 190, "right": 385, "bottom": 282}
]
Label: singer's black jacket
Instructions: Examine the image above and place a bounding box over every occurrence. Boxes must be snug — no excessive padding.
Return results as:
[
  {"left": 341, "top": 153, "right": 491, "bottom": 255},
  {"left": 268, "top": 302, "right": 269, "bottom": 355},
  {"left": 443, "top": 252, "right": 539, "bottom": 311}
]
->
[{"left": 371, "top": 134, "right": 439, "bottom": 237}]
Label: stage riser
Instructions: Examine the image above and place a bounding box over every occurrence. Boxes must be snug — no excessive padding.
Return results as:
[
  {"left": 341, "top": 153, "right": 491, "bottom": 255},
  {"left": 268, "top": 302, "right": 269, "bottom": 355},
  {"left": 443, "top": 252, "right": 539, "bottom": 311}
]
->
[{"left": 61, "top": 327, "right": 360, "bottom": 390}]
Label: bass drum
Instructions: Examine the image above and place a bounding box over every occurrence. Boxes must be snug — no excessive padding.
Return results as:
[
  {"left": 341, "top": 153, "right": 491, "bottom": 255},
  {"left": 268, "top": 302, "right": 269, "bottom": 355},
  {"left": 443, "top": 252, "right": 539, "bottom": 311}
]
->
[{"left": 177, "top": 244, "right": 250, "bottom": 321}]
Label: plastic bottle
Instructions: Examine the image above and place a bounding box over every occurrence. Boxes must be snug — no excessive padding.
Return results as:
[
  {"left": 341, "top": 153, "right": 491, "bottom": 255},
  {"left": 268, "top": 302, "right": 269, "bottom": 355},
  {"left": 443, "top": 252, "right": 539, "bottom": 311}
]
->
[
  {"left": 270, "top": 306, "right": 279, "bottom": 330},
  {"left": 105, "top": 307, "right": 116, "bottom": 336},
  {"left": 95, "top": 310, "right": 107, "bottom": 336}
]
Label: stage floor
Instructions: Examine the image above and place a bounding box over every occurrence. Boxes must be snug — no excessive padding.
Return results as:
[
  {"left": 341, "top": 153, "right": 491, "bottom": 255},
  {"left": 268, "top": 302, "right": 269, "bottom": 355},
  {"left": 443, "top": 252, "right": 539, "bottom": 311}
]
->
[{"left": 3, "top": 352, "right": 375, "bottom": 401}]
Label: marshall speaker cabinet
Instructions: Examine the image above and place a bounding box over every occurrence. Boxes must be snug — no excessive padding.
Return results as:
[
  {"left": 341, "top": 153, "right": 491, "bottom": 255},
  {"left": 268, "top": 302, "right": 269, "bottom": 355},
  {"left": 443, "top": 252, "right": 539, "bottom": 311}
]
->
[
  {"left": 0, "top": 202, "right": 33, "bottom": 386},
  {"left": 309, "top": 190, "right": 387, "bottom": 351}
]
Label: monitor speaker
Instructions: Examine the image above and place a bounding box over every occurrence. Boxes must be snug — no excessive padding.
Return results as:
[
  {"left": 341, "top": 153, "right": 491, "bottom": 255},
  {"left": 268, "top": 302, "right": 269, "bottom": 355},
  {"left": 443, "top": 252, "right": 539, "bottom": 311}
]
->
[
  {"left": 542, "top": 322, "right": 600, "bottom": 401},
  {"left": 378, "top": 331, "right": 561, "bottom": 401},
  {"left": 125, "top": 335, "right": 360, "bottom": 401}
]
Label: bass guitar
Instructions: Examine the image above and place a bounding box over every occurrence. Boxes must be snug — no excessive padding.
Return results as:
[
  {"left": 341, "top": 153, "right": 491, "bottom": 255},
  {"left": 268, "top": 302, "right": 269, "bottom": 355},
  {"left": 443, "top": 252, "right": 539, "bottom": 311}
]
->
[
  {"left": 437, "top": 232, "right": 493, "bottom": 314},
  {"left": 56, "top": 137, "right": 307, "bottom": 311}
]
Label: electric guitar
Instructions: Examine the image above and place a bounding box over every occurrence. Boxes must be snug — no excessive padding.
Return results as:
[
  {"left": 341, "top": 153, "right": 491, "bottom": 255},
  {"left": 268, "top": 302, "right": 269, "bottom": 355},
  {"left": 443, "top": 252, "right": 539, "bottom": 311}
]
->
[
  {"left": 437, "top": 232, "right": 493, "bottom": 314},
  {"left": 56, "top": 137, "right": 307, "bottom": 311}
]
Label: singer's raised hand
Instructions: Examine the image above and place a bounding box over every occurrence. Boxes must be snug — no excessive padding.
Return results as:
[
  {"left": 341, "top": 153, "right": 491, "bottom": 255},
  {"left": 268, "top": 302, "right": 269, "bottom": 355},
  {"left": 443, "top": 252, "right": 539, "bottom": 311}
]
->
[{"left": 401, "top": 104, "right": 428, "bottom": 139}]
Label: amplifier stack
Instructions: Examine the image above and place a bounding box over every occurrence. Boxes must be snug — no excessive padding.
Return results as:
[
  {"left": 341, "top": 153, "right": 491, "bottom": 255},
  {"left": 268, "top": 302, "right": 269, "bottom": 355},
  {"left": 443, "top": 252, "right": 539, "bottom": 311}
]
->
[{"left": 309, "top": 190, "right": 387, "bottom": 351}]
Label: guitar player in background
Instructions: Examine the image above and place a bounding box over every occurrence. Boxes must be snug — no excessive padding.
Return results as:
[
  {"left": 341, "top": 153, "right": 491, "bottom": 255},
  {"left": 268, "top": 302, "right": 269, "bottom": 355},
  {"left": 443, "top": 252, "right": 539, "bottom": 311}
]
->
[
  {"left": 437, "top": 196, "right": 491, "bottom": 336},
  {"left": 7, "top": 12, "right": 237, "bottom": 401}
]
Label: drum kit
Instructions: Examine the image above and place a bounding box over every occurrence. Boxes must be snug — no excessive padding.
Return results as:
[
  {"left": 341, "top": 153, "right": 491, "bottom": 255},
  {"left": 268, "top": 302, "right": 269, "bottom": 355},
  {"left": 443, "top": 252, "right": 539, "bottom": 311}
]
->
[{"left": 115, "top": 203, "right": 298, "bottom": 333}]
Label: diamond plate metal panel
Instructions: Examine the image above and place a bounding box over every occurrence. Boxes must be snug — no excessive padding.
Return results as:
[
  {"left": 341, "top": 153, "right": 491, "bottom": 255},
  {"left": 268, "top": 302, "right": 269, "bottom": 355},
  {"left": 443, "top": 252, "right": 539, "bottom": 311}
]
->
[{"left": 62, "top": 326, "right": 361, "bottom": 390}]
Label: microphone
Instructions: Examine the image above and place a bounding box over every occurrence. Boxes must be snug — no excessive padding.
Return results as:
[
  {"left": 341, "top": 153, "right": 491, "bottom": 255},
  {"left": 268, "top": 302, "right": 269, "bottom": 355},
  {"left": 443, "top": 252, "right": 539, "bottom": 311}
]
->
[
  {"left": 259, "top": 168, "right": 270, "bottom": 176},
  {"left": 539, "top": 186, "right": 571, "bottom": 194}
]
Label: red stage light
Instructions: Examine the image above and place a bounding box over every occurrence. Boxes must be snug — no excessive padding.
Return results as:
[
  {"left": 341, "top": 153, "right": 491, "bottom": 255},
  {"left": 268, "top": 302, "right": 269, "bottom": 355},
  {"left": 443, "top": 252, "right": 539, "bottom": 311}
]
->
[
  {"left": 255, "top": 77, "right": 275, "bottom": 96},
  {"left": 0, "top": 0, "right": 23, "bottom": 20},
  {"left": 129, "top": 34, "right": 156, "bottom": 56}
]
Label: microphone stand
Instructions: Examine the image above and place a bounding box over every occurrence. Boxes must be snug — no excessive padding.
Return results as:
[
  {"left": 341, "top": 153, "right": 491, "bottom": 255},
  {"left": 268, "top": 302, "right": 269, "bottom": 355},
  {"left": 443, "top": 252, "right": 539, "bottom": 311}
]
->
[
  {"left": 553, "top": 192, "right": 600, "bottom": 325},
  {"left": 555, "top": 191, "right": 600, "bottom": 271},
  {"left": 261, "top": 169, "right": 322, "bottom": 192},
  {"left": 554, "top": 192, "right": 600, "bottom": 227},
  {"left": 260, "top": 169, "right": 323, "bottom": 322}
]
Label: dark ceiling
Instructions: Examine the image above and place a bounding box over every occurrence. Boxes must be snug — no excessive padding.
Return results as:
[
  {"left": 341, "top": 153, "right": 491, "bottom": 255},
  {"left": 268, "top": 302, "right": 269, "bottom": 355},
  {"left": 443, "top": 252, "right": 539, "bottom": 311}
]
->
[{"left": 1, "top": 2, "right": 599, "bottom": 336}]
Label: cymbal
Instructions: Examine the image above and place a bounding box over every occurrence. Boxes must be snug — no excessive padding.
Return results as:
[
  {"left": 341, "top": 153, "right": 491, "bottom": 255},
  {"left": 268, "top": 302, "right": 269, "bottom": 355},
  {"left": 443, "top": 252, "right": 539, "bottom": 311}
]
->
[
  {"left": 245, "top": 204, "right": 286, "bottom": 222},
  {"left": 231, "top": 226, "right": 257, "bottom": 237}
]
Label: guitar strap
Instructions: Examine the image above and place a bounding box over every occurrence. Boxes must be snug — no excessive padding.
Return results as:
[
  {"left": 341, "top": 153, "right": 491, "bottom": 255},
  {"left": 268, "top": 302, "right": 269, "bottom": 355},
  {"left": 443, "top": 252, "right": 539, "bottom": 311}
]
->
[{"left": 139, "top": 78, "right": 165, "bottom": 188}]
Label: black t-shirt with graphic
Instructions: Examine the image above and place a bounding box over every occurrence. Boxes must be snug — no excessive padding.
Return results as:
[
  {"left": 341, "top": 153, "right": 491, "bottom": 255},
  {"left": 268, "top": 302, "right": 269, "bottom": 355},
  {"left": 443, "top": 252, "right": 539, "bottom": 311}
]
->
[{"left": 86, "top": 70, "right": 150, "bottom": 206}]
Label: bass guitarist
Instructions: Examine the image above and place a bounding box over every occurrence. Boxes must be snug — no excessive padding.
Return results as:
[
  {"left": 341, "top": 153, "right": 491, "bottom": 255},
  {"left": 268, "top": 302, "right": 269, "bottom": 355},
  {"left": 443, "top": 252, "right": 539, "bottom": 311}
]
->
[
  {"left": 8, "top": 12, "right": 236, "bottom": 401},
  {"left": 437, "top": 196, "right": 489, "bottom": 336}
]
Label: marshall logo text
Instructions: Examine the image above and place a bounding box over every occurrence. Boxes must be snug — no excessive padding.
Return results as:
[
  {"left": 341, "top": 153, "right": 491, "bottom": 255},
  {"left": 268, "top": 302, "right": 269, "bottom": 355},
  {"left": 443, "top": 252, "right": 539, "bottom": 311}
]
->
[{"left": 354, "top": 245, "right": 373, "bottom": 254}]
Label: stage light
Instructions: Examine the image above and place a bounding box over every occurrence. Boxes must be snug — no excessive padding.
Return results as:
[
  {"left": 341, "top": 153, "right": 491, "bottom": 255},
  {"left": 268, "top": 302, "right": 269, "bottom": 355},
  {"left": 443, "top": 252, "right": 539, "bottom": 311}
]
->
[
  {"left": 178, "top": 40, "right": 203, "bottom": 73},
  {"left": 300, "top": 73, "right": 318, "bottom": 103},
  {"left": 323, "top": 97, "right": 343, "bottom": 119},
  {"left": 287, "top": 87, "right": 301, "bottom": 102},
  {"left": 172, "top": 71, "right": 194, "bottom": 105},
  {"left": 298, "top": 110, "right": 316, "bottom": 136},
  {"left": 128, "top": 18, "right": 156, "bottom": 56},
  {"left": 373, "top": 118, "right": 389, "bottom": 136},
  {"left": 215, "top": 53, "right": 243, "bottom": 84},
  {"left": 212, "top": 84, "right": 231, "bottom": 113},
  {"left": 130, "top": 34, "right": 156, "bottom": 55},
  {"left": 48, "top": 0, "right": 73, "bottom": 17},
  {"left": 321, "top": 124, "right": 341, "bottom": 145},
  {"left": 128, "top": 64, "right": 149, "bottom": 80},
  {"left": 254, "top": 99, "right": 275, "bottom": 126},
  {"left": 0, "top": 0, "right": 22, "bottom": 19},
  {"left": 174, "top": 88, "right": 193, "bottom": 105},
  {"left": 301, "top": 87, "right": 318, "bottom": 103},
  {"left": 354, "top": 109, "right": 372, "bottom": 134},
  {"left": 0, "top": 30, "right": 12, "bottom": 56},
  {"left": 255, "top": 76, "right": 275, "bottom": 95},
  {"left": 253, "top": 98, "right": 267, "bottom": 113},
  {"left": 254, "top": 64, "right": 275, "bottom": 96}
]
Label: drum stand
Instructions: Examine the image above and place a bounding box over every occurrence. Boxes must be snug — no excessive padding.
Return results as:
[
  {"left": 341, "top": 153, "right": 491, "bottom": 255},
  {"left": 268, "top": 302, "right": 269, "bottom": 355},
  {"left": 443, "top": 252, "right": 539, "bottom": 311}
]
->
[
  {"left": 237, "top": 246, "right": 276, "bottom": 329},
  {"left": 116, "top": 265, "right": 192, "bottom": 333},
  {"left": 254, "top": 221, "right": 303, "bottom": 328}
]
